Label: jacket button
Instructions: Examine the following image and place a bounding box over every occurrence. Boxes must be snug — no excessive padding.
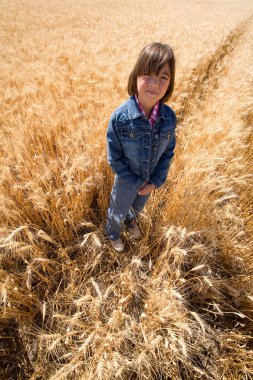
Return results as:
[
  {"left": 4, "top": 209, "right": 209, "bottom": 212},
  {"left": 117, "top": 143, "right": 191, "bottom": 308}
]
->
[{"left": 153, "top": 147, "right": 157, "bottom": 151}]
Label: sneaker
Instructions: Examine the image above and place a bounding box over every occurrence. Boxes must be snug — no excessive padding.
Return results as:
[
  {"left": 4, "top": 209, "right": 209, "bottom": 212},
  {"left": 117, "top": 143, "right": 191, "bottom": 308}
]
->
[
  {"left": 126, "top": 223, "right": 141, "bottom": 239},
  {"left": 110, "top": 237, "right": 124, "bottom": 253}
]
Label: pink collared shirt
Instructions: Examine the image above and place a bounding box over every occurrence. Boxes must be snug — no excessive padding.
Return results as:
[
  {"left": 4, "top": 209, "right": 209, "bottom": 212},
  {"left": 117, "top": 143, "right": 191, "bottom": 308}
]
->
[{"left": 135, "top": 95, "right": 159, "bottom": 128}]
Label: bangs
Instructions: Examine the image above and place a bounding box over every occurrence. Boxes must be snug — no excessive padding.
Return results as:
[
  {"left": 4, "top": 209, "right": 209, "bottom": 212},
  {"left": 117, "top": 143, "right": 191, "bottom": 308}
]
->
[{"left": 136, "top": 47, "right": 173, "bottom": 76}]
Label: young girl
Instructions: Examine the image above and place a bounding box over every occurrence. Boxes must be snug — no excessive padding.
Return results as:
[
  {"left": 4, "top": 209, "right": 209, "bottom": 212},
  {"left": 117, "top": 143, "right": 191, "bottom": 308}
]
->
[{"left": 105, "top": 42, "right": 177, "bottom": 252}]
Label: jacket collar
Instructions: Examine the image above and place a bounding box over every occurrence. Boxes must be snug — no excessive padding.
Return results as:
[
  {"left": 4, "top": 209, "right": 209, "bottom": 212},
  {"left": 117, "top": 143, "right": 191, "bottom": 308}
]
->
[{"left": 127, "top": 95, "right": 170, "bottom": 120}]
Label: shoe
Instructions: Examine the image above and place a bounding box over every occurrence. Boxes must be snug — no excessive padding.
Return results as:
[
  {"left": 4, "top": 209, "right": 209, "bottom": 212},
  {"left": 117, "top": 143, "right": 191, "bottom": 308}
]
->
[
  {"left": 110, "top": 237, "right": 124, "bottom": 252},
  {"left": 126, "top": 223, "right": 141, "bottom": 239}
]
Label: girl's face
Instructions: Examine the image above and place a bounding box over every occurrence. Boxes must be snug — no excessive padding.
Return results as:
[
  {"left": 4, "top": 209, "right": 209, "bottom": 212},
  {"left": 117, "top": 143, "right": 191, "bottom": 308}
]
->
[{"left": 137, "top": 63, "right": 170, "bottom": 110}]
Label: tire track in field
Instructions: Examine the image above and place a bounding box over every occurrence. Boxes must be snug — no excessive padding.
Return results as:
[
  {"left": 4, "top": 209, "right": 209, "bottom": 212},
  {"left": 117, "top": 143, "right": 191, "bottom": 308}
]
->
[
  {"left": 175, "top": 14, "right": 253, "bottom": 123},
  {"left": 152, "top": 14, "right": 253, "bottom": 231}
]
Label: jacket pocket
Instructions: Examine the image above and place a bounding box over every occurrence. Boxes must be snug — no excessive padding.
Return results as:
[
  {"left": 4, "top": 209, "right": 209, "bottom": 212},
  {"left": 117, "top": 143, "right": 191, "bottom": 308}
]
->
[
  {"left": 119, "top": 126, "right": 142, "bottom": 166},
  {"left": 119, "top": 126, "right": 142, "bottom": 140},
  {"left": 160, "top": 130, "right": 171, "bottom": 141}
]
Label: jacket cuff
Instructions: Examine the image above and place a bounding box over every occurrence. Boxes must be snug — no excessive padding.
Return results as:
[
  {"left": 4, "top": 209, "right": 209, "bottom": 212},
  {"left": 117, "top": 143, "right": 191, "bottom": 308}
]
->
[{"left": 149, "top": 177, "right": 163, "bottom": 189}]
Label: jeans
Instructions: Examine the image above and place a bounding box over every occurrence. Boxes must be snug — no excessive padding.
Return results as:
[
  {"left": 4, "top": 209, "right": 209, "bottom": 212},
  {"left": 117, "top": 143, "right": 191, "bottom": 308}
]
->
[{"left": 105, "top": 176, "right": 150, "bottom": 241}]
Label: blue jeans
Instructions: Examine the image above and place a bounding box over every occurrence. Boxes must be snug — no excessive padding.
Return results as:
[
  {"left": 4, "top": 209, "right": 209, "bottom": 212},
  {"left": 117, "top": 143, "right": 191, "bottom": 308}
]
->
[{"left": 105, "top": 176, "right": 150, "bottom": 241}]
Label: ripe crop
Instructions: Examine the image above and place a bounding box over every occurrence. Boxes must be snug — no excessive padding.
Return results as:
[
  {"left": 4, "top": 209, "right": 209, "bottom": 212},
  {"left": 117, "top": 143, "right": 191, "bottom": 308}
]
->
[{"left": 1, "top": 1, "right": 253, "bottom": 379}]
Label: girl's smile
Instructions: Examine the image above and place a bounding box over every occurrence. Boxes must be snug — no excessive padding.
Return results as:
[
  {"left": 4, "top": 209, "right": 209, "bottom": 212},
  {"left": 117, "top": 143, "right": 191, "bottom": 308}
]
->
[{"left": 137, "top": 63, "right": 170, "bottom": 116}]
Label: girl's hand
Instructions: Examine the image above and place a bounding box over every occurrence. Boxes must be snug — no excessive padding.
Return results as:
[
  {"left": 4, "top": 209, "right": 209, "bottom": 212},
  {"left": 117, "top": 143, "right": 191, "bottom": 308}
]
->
[{"left": 137, "top": 183, "right": 156, "bottom": 195}]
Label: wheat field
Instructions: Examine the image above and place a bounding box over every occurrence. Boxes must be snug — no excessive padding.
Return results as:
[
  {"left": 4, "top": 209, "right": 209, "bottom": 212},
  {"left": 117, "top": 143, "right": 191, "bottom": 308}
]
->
[{"left": 1, "top": 0, "right": 253, "bottom": 379}]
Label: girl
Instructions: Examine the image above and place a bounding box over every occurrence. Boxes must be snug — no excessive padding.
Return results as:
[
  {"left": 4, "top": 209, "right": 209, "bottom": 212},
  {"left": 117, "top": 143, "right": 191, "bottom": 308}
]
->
[{"left": 105, "top": 42, "right": 177, "bottom": 252}]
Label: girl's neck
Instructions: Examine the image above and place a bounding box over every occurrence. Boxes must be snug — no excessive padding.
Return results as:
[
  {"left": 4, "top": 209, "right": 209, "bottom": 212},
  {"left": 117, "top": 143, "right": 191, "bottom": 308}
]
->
[
  {"left": 136, "top": 95, "right": 154, "bottom": 119},
  {"left": 142, "top": 105, "right": 152, "bottom": 119}
]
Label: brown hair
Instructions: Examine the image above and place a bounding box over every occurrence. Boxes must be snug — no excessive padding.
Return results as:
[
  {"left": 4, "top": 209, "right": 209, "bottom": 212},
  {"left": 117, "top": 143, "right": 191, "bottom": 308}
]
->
[{"left": 127, "top": 42, "right": 175, "bottom": 102}]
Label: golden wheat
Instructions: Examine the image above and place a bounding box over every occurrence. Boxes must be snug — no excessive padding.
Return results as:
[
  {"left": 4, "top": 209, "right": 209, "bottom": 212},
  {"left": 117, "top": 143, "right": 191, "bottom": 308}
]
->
[{"left": 1, "top": 0, "right": 253, "bottom": 379}]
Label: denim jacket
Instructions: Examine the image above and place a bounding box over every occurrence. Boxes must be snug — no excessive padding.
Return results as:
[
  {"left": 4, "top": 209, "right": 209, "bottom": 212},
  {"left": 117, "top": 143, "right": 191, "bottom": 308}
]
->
[{"left": 107, "top": 95, "right": 177, "bottom": 190}]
